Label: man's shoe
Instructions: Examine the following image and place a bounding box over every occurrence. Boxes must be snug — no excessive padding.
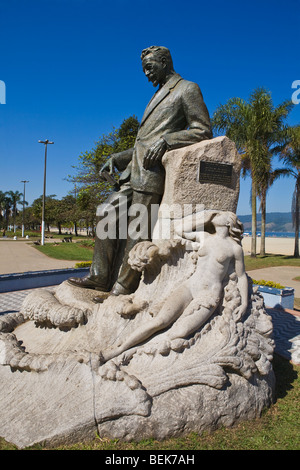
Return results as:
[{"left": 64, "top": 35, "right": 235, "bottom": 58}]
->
[
  {"left": 68, "top": 275, "right": 109, "bottom": 291},
  {"left": 92, "top": 282, "right": 130, "bottom": 303},
  {"left": 92, "top": 293, "right": 109, "bottom": 303},
  {"left": 110, "top": 282, "right": 131, "bottom": 296}
]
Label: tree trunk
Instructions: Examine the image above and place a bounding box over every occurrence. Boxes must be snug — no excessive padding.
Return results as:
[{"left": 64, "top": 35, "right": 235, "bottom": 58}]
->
[
  {"left": 5, "top": 211, "right": 9, "bottom": 230},
  {"left": 294, "top": 181, "right": 299, "bottom": 258},
  {"left": 260, "top": 191, "right": 266, "bottom": 256},
  {"left": 251, "top": 179, "right": 257, "bottom": 257},
  {"left": 13, "top": 209, "right": 16, "bottom": 233}
]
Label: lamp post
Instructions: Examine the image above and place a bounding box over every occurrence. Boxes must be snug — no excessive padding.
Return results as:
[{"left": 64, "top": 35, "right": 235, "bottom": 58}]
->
[
  {"left": 21, "top": 180, "right": 29, "bottom": 238},
  {"left": 38, "top": 139, "right": 54, "bottom": 245}
]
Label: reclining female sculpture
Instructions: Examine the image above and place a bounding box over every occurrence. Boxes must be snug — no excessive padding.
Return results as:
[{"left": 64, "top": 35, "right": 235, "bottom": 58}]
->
[{"left": 101, "top": 211, "right": 248, "bottom": 363}]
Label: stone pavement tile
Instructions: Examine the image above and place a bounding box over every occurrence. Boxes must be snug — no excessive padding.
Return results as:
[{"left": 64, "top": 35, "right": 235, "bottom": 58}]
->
[
  {"left": 266, "top": 308, "right": 300, "bottom": 364},
  {"left": 0, "top": 286, "right": 57, "bottom": 315}
]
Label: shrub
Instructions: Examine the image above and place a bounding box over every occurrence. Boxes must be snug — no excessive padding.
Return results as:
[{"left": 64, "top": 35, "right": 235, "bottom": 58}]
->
[
  {"left": 76, "top": 240, "right": 95, "bottom": 247},
  {"left": 252, "top": 279, "right": 285, "bottom": 289},
  {"left": 75, "top": 261, "right": 92, "bottom": 268}
]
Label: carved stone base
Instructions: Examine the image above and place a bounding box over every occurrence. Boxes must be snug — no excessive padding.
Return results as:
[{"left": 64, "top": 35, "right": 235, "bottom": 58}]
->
[{"left": 0, "top": 238, "right": 275, "bottom": 448}]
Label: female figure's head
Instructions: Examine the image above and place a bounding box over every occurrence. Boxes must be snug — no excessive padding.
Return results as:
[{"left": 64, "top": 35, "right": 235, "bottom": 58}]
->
[{"left": 205, "top": 211, "right": 244, "bottom": 244}]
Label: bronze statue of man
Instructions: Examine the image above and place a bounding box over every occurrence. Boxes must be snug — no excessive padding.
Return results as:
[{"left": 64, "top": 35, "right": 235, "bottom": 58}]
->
[{"left": 68, "top": 46, "right": 212, "bottom": 298}]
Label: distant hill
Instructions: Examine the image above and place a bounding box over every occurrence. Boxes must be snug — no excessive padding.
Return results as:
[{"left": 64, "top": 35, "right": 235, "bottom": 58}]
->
[{"left": 237, "top": 212, "right": 293, "bottom": 233}]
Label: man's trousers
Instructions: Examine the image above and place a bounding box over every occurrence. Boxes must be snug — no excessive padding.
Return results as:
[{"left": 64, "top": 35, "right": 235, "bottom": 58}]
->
[{"left": 90, "top": 183, "right": 161, "bottom": 293}]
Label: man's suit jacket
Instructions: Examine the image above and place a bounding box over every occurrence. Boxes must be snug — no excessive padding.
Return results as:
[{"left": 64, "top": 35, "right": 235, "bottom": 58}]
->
[{"left": 119, "top": 73, "right": 212, "bottom": 195}]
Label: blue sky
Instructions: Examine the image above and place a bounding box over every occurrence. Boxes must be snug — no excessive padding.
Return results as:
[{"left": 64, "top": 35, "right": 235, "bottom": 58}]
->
[{"left": 0, "top": 0, "right": 299, "bottom": 215}]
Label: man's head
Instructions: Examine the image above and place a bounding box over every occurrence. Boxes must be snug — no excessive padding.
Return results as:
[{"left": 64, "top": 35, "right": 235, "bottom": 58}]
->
[{"left": 141, "top": 46, "right": 174, "bottom": 87}]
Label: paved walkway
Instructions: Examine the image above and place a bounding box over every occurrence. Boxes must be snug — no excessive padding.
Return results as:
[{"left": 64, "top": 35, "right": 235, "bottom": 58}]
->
[
  {"left": 248, "top": 266, "right": 300, "bottom": 297},
  {"left": 0, "top": 240, "right": 80, "bottom": 274},
  {"left": 0, "top": 239, "right": 299, "bottom": 364}
]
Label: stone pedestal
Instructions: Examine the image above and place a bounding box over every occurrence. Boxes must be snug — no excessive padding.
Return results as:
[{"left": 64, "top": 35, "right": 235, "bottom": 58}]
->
[
  {"left": 160, "top": 135, "right": 241, "bottom": 216},
  {"left": 153, "top": 136, "right": 241, "bottom": 241}
]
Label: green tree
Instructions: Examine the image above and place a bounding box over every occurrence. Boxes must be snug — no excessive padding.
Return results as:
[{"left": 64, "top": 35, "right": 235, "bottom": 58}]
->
[
  {"left": 251, "top": 92, "right": 292, "bottom": 255},
  {"left": 49, "top": 198, "right": 65, "bottom": 234},
  {"left": 70, "top": 115, "right": 139, "bottom": 190},
  {"left": 31, "top": 194, "right": 57, "bottom": 232},
  {"left": 68, "top": 115, "right": 139, "bottom": 226},
  {"left": 256, "top": 166, "right": 290, "bottom": 255},
  {"left": 279, "top": 125, "right": 300, "bottom": 257},
  {"left": 116, "top": 115, "right": 140, "bottom": 151},
  {"left": 3, "top": 194, "right": 12, "bottom": 230},
  {"left": 59, "top": 194, "right": 80, "bottom": 235},
  {"left": 7, "top": 190, "right": 24, "bottom": 232},
  {"left": 76, "top": 190, "right": 98, "bottom": 236},
  {"left": 212, "top": 88, "right": 293, "bottom": 257},
  {"left": 22, "top": 206, "right": 40, "bottom": 231},
  {"left": 0, "top": 191, "right": 7, "bottom": 229}
]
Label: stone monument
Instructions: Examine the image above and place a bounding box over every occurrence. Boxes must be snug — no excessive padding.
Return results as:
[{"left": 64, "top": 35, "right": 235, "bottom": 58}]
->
[
  {"left": 0, "top": 47, "right": 275, "bottom": 448},
  {"left": 68, "top": 45, "right": 212, "bottom": 297}
]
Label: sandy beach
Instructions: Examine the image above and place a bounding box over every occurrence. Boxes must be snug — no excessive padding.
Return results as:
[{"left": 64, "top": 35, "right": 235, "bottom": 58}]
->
[{"left": 242, "top": 236, "right": 297, "bottom": 256}]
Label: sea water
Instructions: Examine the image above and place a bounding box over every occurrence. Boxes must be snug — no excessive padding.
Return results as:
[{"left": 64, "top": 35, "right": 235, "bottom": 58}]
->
[{"left": 243, "top": 232, "right": 296, "bottom": 238}]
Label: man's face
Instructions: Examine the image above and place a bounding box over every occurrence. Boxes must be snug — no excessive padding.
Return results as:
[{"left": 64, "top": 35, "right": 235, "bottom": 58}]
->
[{"left": 142, "top": 54, "right": 167, "bottom": 88}]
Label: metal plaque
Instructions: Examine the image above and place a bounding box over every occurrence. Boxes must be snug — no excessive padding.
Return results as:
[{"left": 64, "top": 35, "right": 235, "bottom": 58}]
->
[{"left": 198, "top": 161, "right": 233, "bottom": 186}]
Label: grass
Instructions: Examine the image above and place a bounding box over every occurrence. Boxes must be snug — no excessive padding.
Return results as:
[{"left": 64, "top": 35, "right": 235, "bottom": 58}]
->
[
  {"left": 3, "top": 230, "right": 91, "bottom": 241},
  {"left": 34, "top": 242, "right": 93, "bottom": 261},
  {"left": 3, "top": 230, "right": 40, "bottom": 238},
  {"left": 0, "top": 354, "right": 299, "bottom": 450},
  {"left": 244, "top": 253, "right": 300, "bottom": 271}
]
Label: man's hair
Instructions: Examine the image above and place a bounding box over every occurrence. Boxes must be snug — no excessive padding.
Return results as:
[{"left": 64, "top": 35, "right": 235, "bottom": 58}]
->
[{"left": 141, "top": 46, "right": 174, "bottom": 71}]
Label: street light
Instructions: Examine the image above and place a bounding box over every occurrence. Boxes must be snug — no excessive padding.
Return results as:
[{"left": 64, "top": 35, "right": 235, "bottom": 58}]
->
[
  {"left": 20, "top": 180, "right": 29, "bottom": 238},
  {"left": 38, "top": 139, "right": 54, "bottom": 245}
]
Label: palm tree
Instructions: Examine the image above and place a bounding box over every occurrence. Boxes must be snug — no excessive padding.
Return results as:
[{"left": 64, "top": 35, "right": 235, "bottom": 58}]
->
[
  {"left": 212, "top": 88, "right": 293, "bottom": 257},
  {"left": 279, "top": 125, "right": 300, "bottom": 257},
  {"left": 0, "top": 190, "right": 7, "bottom": 228},
  {"left": 257, "top": 165, "right": 290, "bottom": 255},
  {"left": 7, "top": 190, "right": 24, "bottom": 232},
  {"left": 3, "top": 194, "right": 12, "bottom": 230},
  {"left": 254, "top": 95, "right": 293, "bottom": 255}
]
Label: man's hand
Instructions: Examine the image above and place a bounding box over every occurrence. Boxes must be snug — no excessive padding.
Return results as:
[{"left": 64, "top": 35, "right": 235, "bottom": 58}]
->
[
  {"left": 99, "top": 155, "right": 116, "bottom": 178},
  {"left": 143, "top": 138, "right": 167, "bottom": 170}
]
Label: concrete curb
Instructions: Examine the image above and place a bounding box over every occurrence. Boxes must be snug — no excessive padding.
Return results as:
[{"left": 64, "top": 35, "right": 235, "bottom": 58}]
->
[{"left": 0, "top": 268, "right": 89, "bottom": 293}]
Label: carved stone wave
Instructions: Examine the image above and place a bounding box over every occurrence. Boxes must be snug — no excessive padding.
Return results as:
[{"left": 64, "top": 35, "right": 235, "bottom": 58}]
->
[{"left": 0, "top": 235, "right": 275, "bottom": 447}]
